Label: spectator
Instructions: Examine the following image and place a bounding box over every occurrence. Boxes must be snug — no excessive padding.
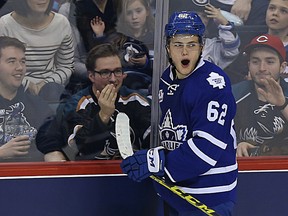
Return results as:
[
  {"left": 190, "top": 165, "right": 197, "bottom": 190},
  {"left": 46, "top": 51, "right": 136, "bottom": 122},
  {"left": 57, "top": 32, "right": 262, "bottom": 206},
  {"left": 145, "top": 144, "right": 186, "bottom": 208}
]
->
[
  {"left": 194, "top": 3, "right": 241, "bottom": 69},
  {"left": 75, "top": 0, "right": 121, "bottom": 52},
  {"left": 58, "top": 0, "right": 90, "bottom": 95},
  {"left": 0, "top": 0, "right": 74, "bottom": 102},
  {"left": 36, "top": 43, "right": 151, "bottom": 161},
  {"left": 90, "top": 16, "right": 152, "bottom": 76},
  {"left": 170, "top": 0, "right": 268, "bottom": 27},
  {"left": 102, "top": 32, "right": 153, "bottom": 93},
  {"left": 59, "top": 0, "right": 87, "bottom": 78},
  {"left": 209, "top": 0, "right": 269, "bottom": 26},
  {"left": 266, "top": 0, "right": 288, "bottom": 80},
  {"left": 233, "top": 34, "right": 288, "bottom": 157},
  {"left": 116, "top": 0, "right": 155, "bottom": 50},
  {"left": 224, "top": 0, "right": 288, "bottom": 84},
  {"left": 0, "top": 36, "right": 53, "bottom": 162}
]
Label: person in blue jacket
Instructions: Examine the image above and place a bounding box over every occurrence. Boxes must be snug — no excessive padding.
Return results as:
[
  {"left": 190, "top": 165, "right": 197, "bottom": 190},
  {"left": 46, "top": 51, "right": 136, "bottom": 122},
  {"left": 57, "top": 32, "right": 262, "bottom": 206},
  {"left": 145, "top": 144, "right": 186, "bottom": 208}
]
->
[{"left": 121, "top": 11, "right": 238, "bottom": 216}]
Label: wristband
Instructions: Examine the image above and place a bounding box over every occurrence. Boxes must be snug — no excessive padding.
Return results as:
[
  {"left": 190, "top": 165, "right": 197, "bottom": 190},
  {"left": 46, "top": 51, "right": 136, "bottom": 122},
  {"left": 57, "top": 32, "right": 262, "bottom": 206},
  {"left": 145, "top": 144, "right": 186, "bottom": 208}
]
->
[{"left": 275, "top": 97, "right": 288, "bottom": 110}]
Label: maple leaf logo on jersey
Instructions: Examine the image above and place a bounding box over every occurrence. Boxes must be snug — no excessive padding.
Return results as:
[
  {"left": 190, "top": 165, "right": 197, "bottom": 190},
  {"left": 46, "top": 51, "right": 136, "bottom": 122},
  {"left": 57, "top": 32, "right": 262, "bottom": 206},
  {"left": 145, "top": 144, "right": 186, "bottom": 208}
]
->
[
  {"left": 159, "top": 110, "right": 187, "bottom": 150},
  {"left": 207, "top": 72, "right": 226, "bottom": 89}
]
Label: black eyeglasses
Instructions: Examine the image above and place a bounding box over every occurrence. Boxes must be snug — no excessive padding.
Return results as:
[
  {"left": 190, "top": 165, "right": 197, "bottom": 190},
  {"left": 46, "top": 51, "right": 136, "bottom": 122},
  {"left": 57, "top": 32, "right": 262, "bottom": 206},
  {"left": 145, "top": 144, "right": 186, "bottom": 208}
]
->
[{"left": 94, "top": 68, "right": 124, "bottom": 79}]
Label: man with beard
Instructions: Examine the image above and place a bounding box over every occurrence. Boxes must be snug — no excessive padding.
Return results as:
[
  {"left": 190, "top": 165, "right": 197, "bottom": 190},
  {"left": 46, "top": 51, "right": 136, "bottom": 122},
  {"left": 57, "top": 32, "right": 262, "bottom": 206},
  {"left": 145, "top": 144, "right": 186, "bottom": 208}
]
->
[{"left": 233, "top": 34, "right": 288, "bottom": 157}]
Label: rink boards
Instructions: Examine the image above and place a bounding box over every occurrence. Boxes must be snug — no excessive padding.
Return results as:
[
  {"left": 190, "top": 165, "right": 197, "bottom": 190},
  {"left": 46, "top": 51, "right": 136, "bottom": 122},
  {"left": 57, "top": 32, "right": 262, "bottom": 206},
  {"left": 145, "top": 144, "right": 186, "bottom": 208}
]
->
[{"left": 0, "top": 158, "right": 287, "bottom": 216}]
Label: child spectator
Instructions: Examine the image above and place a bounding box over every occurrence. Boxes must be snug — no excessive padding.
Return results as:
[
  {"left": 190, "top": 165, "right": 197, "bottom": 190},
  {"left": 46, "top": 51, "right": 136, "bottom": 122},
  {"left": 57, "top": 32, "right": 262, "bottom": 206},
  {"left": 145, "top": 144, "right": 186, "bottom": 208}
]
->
[
  {"left": 209, "top": 0, "right": 269, "bottom": 26},
  {"left": 195, "top": 3, "right": 241, "bottom": 70},
  {"left": 116, "top": 0, "right": 155, "bottom": 50},
  {"left": 266, "top": 0, "right": 288, "bottom": 80}
]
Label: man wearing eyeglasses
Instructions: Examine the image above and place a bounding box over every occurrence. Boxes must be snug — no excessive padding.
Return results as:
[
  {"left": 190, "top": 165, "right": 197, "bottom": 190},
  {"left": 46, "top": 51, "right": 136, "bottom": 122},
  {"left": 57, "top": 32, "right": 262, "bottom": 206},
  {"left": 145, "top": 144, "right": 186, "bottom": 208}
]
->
[{"left": 37, "top": 43, "right": 151, "bottom": 160}]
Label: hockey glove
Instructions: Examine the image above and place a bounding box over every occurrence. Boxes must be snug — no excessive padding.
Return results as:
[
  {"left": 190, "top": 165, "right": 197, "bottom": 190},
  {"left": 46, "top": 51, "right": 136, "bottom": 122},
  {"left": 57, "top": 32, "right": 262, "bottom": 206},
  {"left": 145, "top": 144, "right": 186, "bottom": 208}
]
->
[{"left": 121, "top": 146, "right": 165, "bottom": 182}]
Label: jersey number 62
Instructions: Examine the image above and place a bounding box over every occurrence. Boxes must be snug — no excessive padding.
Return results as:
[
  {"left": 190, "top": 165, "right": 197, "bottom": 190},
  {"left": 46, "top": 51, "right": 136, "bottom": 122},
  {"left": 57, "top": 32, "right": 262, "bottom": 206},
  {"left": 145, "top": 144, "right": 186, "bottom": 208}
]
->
[{"left": 207, "top": 101, "right": 228, "bottom": 126}]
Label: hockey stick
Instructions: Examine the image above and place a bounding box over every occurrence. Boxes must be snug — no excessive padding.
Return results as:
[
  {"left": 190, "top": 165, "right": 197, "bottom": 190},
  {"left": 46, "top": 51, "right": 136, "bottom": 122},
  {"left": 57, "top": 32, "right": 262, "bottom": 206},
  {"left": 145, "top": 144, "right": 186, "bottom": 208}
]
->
[{"left": 115, "top": 112, "right": 220, "bottom": 216}]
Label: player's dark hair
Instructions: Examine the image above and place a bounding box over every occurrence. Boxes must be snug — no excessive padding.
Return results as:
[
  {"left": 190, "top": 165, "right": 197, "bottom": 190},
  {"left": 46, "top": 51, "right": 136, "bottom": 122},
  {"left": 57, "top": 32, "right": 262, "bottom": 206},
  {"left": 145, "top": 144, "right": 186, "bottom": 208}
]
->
[
  {"left": 86, "top": 43, "right": 120, "bottom": 72},
  {"left": 9, "top": 0, "right": 53, "bottom": 16},
  {"left": 0, "top": 36, "right": 26, "bottom": 58}
]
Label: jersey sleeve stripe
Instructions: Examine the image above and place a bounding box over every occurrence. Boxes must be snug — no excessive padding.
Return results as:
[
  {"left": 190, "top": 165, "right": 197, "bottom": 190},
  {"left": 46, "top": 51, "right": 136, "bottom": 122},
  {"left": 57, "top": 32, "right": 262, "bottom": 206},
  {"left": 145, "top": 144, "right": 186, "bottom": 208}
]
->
[
  {"left": 187, "top": 139, "right": 217, "bottom": 166},
  {"left": 230, "top": 120, "right": 237, "bottom": 149},
  {"left": 164, "top": 167, "right": 177, "bottom": 183},
  {"left": 201, "top": 163, "right": 238, "bottom": 176},
  {"left": 178, "top": 179, "right": 237, "bottom": 194},
  {"left": 193, "top": 130, "right": 227, "bottom": 149}
]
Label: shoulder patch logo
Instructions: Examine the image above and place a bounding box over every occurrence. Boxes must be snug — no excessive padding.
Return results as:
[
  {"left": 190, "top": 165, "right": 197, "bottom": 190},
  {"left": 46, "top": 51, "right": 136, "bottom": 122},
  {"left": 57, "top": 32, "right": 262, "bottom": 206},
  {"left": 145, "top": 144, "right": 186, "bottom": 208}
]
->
[{"left": 207, "top": 72, "right": 226, "bottom": 89}]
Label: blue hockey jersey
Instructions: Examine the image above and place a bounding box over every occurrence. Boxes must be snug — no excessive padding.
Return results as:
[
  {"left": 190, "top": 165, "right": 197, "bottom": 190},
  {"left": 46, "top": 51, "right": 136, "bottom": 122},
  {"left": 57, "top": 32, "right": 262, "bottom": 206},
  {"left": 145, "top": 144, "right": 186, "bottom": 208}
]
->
[{"left": 157, "top": 58, "right": 238, "bottom": 212}]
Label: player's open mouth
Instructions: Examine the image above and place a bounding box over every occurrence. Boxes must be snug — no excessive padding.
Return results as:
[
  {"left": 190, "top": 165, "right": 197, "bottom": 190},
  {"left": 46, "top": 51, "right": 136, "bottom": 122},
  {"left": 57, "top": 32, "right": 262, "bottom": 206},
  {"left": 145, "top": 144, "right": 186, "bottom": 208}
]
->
[{"left": 181, "top": 59, "right": 190, "bottom": 66}]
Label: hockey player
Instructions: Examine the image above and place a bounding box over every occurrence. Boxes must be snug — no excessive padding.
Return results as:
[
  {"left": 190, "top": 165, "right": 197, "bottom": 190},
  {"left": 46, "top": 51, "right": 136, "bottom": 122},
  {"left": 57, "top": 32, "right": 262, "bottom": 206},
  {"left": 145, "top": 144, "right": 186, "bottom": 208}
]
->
[{"left": 121, "top": 11, "right": 238, "bottom": 215}]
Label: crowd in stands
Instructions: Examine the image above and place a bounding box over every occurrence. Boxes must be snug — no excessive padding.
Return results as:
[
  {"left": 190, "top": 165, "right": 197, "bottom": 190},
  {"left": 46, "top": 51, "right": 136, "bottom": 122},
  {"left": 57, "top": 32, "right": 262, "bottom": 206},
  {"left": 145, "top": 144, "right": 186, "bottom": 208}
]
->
[{"left": 0, "top": 0, "right": 287, "bottom": 162}]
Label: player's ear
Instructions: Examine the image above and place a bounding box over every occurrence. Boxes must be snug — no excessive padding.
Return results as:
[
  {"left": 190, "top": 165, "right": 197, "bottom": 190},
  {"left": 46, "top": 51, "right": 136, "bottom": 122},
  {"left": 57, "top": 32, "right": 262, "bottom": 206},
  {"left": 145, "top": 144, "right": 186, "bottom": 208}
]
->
[{"left": 165, "top": 45, "right": 170, "bottom": 55}]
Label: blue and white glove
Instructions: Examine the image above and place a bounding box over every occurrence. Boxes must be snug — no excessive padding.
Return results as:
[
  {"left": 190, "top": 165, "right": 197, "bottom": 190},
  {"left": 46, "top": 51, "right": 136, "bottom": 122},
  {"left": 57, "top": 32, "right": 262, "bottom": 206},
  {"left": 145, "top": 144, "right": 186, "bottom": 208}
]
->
[{"left": 121, "top": 146, "right": 165, "bottom": 182}]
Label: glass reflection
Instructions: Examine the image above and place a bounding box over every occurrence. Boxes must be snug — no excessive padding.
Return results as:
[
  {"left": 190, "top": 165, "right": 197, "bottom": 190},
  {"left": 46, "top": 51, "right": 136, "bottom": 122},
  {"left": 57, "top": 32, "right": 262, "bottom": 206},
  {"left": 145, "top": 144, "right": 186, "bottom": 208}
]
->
[{"left": 0, "top": 0, "right": 156, "bottom": 162}]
